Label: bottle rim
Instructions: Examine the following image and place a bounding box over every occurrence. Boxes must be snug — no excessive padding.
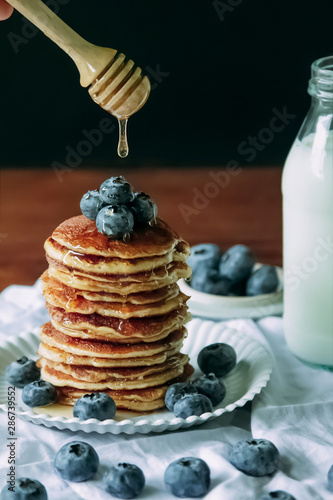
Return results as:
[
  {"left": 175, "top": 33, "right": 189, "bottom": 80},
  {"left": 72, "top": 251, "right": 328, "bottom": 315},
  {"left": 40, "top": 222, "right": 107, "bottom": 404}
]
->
[{"left": 308, "top": 55, "right": 333, "bottom": 100}]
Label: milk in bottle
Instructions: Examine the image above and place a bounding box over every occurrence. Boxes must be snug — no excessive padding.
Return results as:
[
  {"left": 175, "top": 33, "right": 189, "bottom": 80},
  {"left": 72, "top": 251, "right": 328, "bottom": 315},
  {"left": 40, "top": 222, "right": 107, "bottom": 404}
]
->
[{"left": 282, "top": 56, "right": 333, "bottom": 368}]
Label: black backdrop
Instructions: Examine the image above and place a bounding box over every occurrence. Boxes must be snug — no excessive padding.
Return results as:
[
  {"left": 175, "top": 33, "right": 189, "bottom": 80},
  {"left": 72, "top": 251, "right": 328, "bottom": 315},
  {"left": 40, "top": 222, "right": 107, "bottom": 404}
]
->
[{"left": 0, "top": 0, "right": 332, "bottom": 168}]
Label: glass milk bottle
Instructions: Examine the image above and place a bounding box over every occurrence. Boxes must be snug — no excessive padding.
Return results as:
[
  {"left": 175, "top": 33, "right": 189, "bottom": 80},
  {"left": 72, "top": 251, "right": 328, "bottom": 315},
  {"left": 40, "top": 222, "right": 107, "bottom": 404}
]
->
[{"left": 282, "top": 55, "right": 333, "bottom": 369}]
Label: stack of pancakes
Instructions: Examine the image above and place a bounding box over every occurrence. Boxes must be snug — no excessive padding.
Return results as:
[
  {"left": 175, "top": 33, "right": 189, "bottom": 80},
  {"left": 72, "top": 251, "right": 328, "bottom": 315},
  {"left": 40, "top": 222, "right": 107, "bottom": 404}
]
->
[{"left": 37, "top": 215, "right": 193, "bottom": 412}]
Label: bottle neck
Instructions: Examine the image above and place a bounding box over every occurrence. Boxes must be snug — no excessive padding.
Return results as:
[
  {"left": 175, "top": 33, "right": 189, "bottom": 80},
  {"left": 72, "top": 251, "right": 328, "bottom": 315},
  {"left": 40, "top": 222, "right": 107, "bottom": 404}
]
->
[
  {"left": 310, "top": 95, "right": 333, "bottom": 112},
  {"left": 298, "top": 56, "right": 333, "bottom": 143},
  {"left": 308, "top": 55, "right": 333, "bottom": 102}
]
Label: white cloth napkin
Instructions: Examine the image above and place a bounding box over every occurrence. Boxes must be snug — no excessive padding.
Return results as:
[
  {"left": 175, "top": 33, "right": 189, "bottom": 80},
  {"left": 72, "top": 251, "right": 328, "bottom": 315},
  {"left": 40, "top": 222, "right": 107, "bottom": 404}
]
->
[
  {"left": 252, "top": 317, "right": 333, "bottom": 500},
  {"left": 0, "top": 283, "right": 332, "bottom": 499}
]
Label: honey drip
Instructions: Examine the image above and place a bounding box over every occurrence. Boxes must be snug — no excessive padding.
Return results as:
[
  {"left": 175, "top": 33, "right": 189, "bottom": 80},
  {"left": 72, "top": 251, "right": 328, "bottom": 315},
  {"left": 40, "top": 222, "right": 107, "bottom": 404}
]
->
[{"left": 117, "top": 118, "right": 129, "bottom": 158}]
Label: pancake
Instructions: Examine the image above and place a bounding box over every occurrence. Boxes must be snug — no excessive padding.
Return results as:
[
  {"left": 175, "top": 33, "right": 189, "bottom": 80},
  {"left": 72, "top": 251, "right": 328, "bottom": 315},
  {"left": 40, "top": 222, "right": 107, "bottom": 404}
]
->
[
  {"left": 38, "top": 354, "right": 188, "bottom": 383},
  {"left": 38, "top": 342, "right": 183, "bottom": 368},
  {"left": 42, "top": 274, "right": 189, "bottom": 319},
  {"left": 51, "top": 215, "right": 189, "bottom": 258},
  {"left": 46, "top": 258, "right": 191, "bottom": 286},
  {"left": 55, "top": 363, "right": 194, "bottom": 410},
  {"left": 39, "top": 354, "right": 189, "bottom": 390},
  {"left": 48, "top": 264, "right": 191, "bottom": 294},
  {"left": 46, "top": 304, "right": 190, "bottom": 342},
  {"left": 57, "top": 386, "right": 167, "bottom": 411},
  {"left": 45, "top": 237, "right": 190, "bottom": 275},
  {"left": 42, "top": 272, "right": 180, "bottom": 304},
  {"left": 39, "top": 322, "right": 186, "bottom": 363}
]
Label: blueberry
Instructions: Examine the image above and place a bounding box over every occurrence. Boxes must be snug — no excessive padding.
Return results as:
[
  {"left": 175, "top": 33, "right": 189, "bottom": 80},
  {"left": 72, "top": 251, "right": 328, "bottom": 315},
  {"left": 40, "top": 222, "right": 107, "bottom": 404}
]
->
[
  {"left": 73, "top": 392, "right": 116, "bottom": 421},
  {"left": 259, "top": 492, "right": 296, "bottom": 500},
  {"left": 54, "top": 441, "right": 99, "bottom": 482},
  {"left": 130, "top": 192, "right": 157, "bottom": 226},
  {"left": 0, "top": 478, "right": 47, "bottom": 499},
  {"left": 191, "top": 268, "right": 232, "bottom": 295},
  {"left": 198, "top": 343, "right": 237, "bottom": 377},
  {"left": 165, "top": 383, "right": 198, "bottom": 411},
  {"left": 328, "top": 464, "right": 333, "bottom": 491},
  {"left": 99, "top": 176, "right": 134, "bottom": 205},
  {"left": 246, "top": 265, "right": 279, "bottom": 296},
  {"left": 173, "top": 393, "right": 212, "bottom": 418},
  {"left": 22, "top": 380, "right": 57, "bottom": 407},
  {"left": 5, "top": 356, "right": 40, "bottom": 388},
  {"left": 188, "top": 244, "right": 221, "bottom": 277},
  {"left": 96, "top": 205, "right": 134, "bottom": 239},
  {"left": 227, "top": 278, "right": 247, "bottom": 297},
  {"left": 191, "top": 374, "right": 226, "bottom": 406},
  {"left": 229, "top": 439, "right": 280, "bottom": 476},
  {"left": 80, "top": 189, "right": 105, "bottom": 220},
  {"left": 103, "top": 463, "right": 145, "bottom": 499},
  {"left": 164, "top": 457, "right": 210, "bottom": 498},
  {"left": 219, "top": 245, "right": 255, "bottom": 283}
]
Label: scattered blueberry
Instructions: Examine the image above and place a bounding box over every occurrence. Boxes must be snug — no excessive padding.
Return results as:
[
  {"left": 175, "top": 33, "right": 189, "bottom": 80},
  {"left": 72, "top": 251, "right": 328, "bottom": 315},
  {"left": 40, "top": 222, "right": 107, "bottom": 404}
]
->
[
  {"left": 173, "top": 393, "right": 212, "bottom": 418},
  {"left": 54, "top": 441, "right": 99, "bottom": 482},
  {"left": 99, "top": 176, "right": 134, "bottom": 205},
  {"left": 198, "top": 343, "right": 237, "bottom": 377},
  {"left": 96, "top": 205, "right": 134, "bottom": 239},
  {"left": 188, "top": 244, "right": 221, "bottom": 276},
  {"left": 191, "top": 268, "right": 232, "bottom": 295},
  {"left": 22, "top": 380, "right": 57, "bottom": 407},
  {"left": 219, "top": 244, "right": 255, "bottom": 283},
  {"left": 328, "top": 464, "right": 333, "bottom": 491},
  {"left": 73, "top": 392, "right": 116, "bottom": 421},
  {"left": 164, "top": 457, "right": 210, "bottom": 498},
  {"left": 0, "top": 478, "right": 47, "bottom": 499},
  {"left": 130, "top": 192, "right": 157, "bottom": 226},
  {"left": 246, "top": 265, "right": 279, "bottom": 296},
  {"left": 191, "top": 373, "right": 226, "bottom": 406},
  {"left": 229, "top": 439, "right": 280, "bottom": 476},
  {"left": 165, "top": 383, "right": 198, "bottom": 411},
  {"left": 5, "top": 356, "right": 40, "bottom": 388},
  {"left": 103, "top": 463, "right": 145, "bottom": 499},
  {"left": 259, "top": 492, "right": 296, "bottom": 500},
  {"left": 80, "top": 189, "right": 105, "bottom": 220}
]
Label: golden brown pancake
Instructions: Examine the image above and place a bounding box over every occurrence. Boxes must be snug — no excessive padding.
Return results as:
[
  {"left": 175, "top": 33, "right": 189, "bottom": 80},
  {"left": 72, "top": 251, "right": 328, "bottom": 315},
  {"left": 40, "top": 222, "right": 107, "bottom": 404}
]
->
[
  {"left": 46, "top": 304, "right": 190, "bottom": 342},
  {"left": 39, "top": 354, "right": 189, "bottom": 390},
  {"left": 55, "top": 363, "right": 194, "bottom": 410},
  {"left": 45, "top": 237, "right": 190, "bottom": 275},
  {"left": 38, "top": 353, "right": 188, "bottom": 383},
  {"left": 57, "top": 386, "right": 168, "bottom": 411},
  {"left": 38, "top": 342, "right": 183, "bottom": 368},
  {"left": 39, "top": 322, "right": 186, "bottom": 364},
  {"left": 42, "top": 274, "right": 189, "bottom": 319},
  {"left": 42, "top": 272, "right": 180, "bottom": 305},
  {"left": 46, "top": 258, "right": 191, "bottom": 286},
  {"left": 51, "top": 215, "right": 190, "bottom": 258},
  {"left": 48, "top": 264, "right": 191, "bottom": 294}
]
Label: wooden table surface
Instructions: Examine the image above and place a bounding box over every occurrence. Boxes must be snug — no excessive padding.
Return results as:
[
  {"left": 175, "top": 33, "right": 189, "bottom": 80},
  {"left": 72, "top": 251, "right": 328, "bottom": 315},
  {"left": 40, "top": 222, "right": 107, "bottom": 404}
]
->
[{"left": 0, "top": 167, "right": 282, "bottom": 291}]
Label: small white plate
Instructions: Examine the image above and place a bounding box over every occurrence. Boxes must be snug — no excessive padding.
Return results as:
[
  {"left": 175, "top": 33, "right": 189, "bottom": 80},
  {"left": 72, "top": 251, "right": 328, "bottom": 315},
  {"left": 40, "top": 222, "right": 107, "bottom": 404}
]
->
[
  {"left": 0, "top": 319, "right": 273, "bottom": 435},
  {"left": 179, "top": 265, "right": 283, "bottom": 320}
]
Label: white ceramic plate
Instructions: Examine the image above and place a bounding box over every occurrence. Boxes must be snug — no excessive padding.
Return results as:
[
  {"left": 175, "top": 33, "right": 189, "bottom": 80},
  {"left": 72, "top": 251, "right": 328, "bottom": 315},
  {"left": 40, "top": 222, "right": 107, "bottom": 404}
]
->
[
  {"left": 179, "top": 265, "right": 283, "bottom": 320},
  {"left": 0, "top": 319, "right": 273, "bottom": 435}
]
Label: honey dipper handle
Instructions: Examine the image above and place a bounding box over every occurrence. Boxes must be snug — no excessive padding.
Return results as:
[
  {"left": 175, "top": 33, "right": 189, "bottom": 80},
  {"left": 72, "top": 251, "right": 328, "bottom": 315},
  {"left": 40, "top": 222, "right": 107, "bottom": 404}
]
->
[{"left": 5, "top": 0, "right": 117, "bottom": 87}]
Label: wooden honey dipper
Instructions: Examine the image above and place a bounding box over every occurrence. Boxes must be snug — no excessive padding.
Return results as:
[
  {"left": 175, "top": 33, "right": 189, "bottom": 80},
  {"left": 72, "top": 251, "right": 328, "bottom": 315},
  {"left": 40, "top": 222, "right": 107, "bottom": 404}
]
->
[{"left": 6, "top": 0, "right": 151, "bottom": 157}]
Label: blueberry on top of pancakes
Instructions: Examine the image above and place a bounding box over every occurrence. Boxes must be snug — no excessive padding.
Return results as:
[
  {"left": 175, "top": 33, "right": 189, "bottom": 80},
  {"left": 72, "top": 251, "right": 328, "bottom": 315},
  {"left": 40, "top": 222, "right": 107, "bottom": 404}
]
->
[
  {"left": 80, "top": 189, "right": 104, "bottom": 221},
  {"left": 80, "top": 176, "right": 158, "bottom": 240},
  {"left": 96, "top": 205, "right": 134, "bottom": 239},
  {"left": 99, "top": 176, "right": 134, "bottom": 205},
  {"left": 130, "top": 192, "right": 157, "bottom": 226}
]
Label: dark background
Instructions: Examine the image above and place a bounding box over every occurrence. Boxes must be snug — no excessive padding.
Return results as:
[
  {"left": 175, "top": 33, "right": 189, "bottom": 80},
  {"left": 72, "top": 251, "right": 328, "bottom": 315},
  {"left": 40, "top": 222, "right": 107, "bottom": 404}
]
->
[{"left": 0, "top": 0, "right": 332, "bottom": 168}]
